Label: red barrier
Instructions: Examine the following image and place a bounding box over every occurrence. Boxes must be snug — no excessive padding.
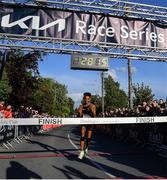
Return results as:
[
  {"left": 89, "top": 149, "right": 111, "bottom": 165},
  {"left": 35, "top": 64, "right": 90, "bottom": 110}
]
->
[
  {"left": 42, "top": 124, "right": 52, "bottom": 130},
  {"left": 42, "top": 124, "right": 62, "bottom": 131},
  {"left": 52, "top": 124, "right": 62, "bottom": 128}
]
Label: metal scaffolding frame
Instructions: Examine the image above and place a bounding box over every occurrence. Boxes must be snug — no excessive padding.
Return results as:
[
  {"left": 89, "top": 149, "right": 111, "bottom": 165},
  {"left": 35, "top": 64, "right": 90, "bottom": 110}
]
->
[
  {"left": 0, "top": 33, "right": 167, "bottom": 62},
  {"left": 2, "top": 0, "right": 167, "bottom": 21},
  {"left": 0, "top": 0, "right": 167, "bottom": 62}
]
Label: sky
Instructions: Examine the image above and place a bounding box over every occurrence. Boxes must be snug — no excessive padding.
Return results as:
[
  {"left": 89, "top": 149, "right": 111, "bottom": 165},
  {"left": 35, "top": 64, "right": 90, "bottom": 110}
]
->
[{"left": 36, "top": 0, "right": 167, "bottom": 108}]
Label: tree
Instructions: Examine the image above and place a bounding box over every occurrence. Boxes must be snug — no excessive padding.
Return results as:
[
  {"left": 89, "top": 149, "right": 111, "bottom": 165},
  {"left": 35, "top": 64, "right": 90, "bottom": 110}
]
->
[
  {"left": 29, "top": 78, "right": 56, "bottom": 114},
  {"left": 5, "top": 51, "right": 42, "bottom": 107},
  {"left": 104, "top": 75, "right": 128, "bottom": 109},
  {"left": 0, "top": 50, "right": 74, "bottom": 116},
  {"left": 0, "top": 80, "right": 12, "bottom": 102},
  {"left": 53, "top": 80, "right": 69, "bottom": 116},
  {"left": 30, "top": 77, "right": 74, "bottom": 117},
  {"left": 0, "top": 69, "right": 12, "bottom": 102},
  {"left": 91, "top": 95, "right": 102, "bottom": 114},
  {"left": 67, "top": 97, "right": 74, "bottom": 115},
  {"left": 133, "top": 82, "right": 154, "bottom": 106}
]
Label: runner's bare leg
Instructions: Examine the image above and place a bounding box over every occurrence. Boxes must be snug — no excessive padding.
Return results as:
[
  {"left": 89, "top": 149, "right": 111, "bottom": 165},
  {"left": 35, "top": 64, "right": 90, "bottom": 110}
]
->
[
  {"left": 86, "top": 128, "right": 92, "bottom": 148},
  {"left": 80, "top": 126, "right": 86, "bottom": 151}
]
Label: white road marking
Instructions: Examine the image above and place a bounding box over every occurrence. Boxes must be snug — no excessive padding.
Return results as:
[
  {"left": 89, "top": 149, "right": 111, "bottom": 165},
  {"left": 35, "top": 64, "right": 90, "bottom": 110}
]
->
[{"left": 67, "top": 131, "right": 116, "bottom": 179}]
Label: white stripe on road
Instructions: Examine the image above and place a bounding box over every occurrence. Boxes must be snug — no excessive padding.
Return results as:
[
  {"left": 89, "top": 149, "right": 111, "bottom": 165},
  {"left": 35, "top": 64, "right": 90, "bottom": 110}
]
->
[{"left": 67, "top": 131, "right": 116, "bottom": 179}]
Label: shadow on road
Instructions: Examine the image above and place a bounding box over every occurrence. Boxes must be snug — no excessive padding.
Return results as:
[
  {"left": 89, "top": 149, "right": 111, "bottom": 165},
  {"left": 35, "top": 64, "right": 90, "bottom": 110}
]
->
[
  {"left": 36, "top": 132, "right": 78, "bottom": 142},
  {"left": 52, "top": 165, "right": 97, "bottom": 179},
  {"left": 79, "top": 152, "right": 143, "bottom": 179},
  {"left": 0, "top": 149, "right": 77, "bottom": 154},
  {"left": 27, "top": 139, "right": 60, "bottom": 152},
  {"left": 26, "top": 139, "right": 78, "bottom": 161},
  {"left": 71, "top": 126, "right": 166, "bottom": 178},
  {"left": 6, "top": 161, "right": 42, "bottom": 179}
]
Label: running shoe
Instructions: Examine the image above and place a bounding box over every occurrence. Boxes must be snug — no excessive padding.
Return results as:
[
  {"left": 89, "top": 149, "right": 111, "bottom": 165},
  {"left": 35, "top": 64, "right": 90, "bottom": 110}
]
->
[
  {"left": 78, "top": 150, "right": 85, "bottom": 159},
  {"left": 84, "top": 147, "right": 88, "bottom": 157}
]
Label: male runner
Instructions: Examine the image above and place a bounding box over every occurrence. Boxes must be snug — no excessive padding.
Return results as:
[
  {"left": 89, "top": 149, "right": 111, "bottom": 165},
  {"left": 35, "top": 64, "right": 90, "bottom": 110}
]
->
[{"left": 77, "top": 92, "right": 96, "bottom": 159}]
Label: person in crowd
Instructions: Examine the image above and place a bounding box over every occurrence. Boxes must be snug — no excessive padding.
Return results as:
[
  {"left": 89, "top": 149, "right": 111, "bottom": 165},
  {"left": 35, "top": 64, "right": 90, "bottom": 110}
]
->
[
  {"left": 125, "top": 108, "right": 130, "bottom": 117},
  {"left": 129, "top": 109, "right": 134, "bottom": 117},
  {"left": 159, "top": 108, "right": 165, "bottom": 116},
  {"left": 105, "top": 111, "right": 109, "bottom": 117},
  {"left": 139, "top": 101, "right": 147, "bottom": 115},
  {"left": 118, "top": 109, "right": 124, "bottom": 117},
  {"left": 3, "top": 105, "right": 13, "bottom": 118},
  {"left": 25, "top": 107, "right": 31, "bottom": 118},
  {"left": 144, "top": 106, "right": 152, "bottom": 116},
  {"left": 150, "top": 100, "right": 160, "bottom": 116},
  {"left": 142, "top": 101, "right": 147, "bottom": 108},
  {"left": 159, "top": 99, "right": 166, "bottom": 108},
  {"left": 77, "top": 92, "right": 96, "bottom": 159},
  {"left": 113, "top": 108, "right": 119, "bottom": 117},
  {"left": 133, "top": 107, "right": 140, "bottom": 117},
  {"left": 18, "top": 106, "right": 26, "bottom": 118}
]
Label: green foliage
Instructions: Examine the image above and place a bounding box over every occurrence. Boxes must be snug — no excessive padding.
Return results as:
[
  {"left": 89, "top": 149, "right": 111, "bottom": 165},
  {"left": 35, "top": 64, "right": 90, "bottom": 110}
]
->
[
  {"left": 91, "top": 95, "right": 102, "bottom": 114},
  {"left": 67, "top": 97, "right": 75, "bottom": 115},
  {"left": 133, "top": 82, "right": 154, "bottom": 106},
  {"left": 29, "top": 78, "right": 74, "bottom": 116},
  {"left": 0, "top": 68, "right": 12, "bottom": 101},
  {"left": 29, "top": 78, "right": 56, "bottom": 114},
  {"left": 0, "top": 50, "right": 74, "bottom": 116},
  {"left": 104, "top": 75, "right": 128, "bottom": 109},
  {"left": 0, "top": 79, "right": 12, "bottom": 102},
  {"left": 5, "top": 51, "right": 42, "bottom": 107},
  {"left": 53, "top": 80, "right": 70, "bottom": 117}
]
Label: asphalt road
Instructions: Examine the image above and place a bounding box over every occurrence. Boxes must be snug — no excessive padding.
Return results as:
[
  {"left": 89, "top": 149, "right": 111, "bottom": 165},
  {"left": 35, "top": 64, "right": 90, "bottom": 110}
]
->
[{"left": 0, "top": 125, "right": 166, "bottom": 179}]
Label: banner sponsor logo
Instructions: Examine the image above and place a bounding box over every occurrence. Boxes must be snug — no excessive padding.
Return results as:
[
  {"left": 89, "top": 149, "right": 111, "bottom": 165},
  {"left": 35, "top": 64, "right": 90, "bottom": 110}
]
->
[
  {"left": 0, "top": 119, "right": 18, "bottom": 125},
  {"left": 1, "top": 14, "right": 65, "bottom": 31}
]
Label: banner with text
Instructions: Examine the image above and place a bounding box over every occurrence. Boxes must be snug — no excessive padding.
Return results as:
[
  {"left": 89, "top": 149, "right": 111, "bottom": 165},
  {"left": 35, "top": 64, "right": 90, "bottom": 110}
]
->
[
  {"left": 0, "top": 5, "right": 167, "bottom": 48},
  {"left": 0, "top": 117, "right": 167, "bottom": 125}
]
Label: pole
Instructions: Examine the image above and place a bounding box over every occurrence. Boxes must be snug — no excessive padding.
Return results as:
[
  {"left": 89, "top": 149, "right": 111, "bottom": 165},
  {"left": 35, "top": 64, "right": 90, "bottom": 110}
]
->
[
  {"left": 128, "top": 56, "right": 133, "bottom": 109},
  {"left": 124, "top": 1, "right": 133, "bottom": 109},
  {"left": 101, "top": 71, "right": 105, "bottom": 117}
]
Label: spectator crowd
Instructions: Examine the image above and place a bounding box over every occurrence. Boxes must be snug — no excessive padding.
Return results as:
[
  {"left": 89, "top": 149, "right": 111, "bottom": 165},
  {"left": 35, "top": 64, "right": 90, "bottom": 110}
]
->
[
  {"left": 0, "top": 100, "right": 53, "bottom": 119},
  {"left": 99, "top": 99, "right": 167, "bottom": 117},
  {"left": 96, "top": 99, "right": 167, "bottom": 147},
  {"left": 1, "top": 99, "right": 167, "bottom": 119},
  {"left": 0, "top": 100, "right": 53, "bottom": 136}
]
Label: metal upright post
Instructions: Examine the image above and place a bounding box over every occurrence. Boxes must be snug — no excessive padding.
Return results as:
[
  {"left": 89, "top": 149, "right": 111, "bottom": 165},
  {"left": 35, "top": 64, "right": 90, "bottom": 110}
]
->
[
  {"left": 101, "top": 71, "right": 105, "bottom": 117},
  {"left": 125, "top": 4, "right": 133, "bottom": 109},
  {"left": 128, "top": 56, "right": 133, "bottom": 109}
]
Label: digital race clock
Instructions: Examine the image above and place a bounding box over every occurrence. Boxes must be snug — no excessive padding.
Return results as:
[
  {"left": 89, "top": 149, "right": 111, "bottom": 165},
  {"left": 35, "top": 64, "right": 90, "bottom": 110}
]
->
[{"left": 71, "top": 54, "right": 109, "bottom": 71}]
